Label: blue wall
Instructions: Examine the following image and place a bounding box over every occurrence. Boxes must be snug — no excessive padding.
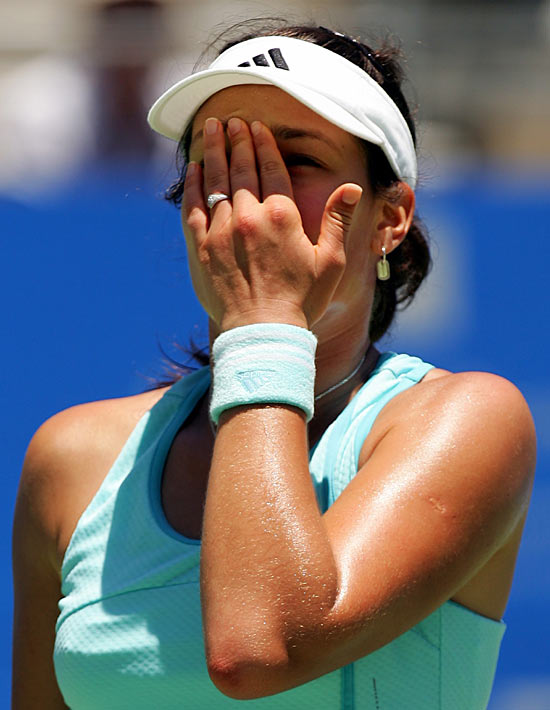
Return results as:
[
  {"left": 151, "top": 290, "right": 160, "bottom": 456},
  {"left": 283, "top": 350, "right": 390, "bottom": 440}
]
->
[{"left": 3, "top": 165, "right": 549, "bottom": 705}]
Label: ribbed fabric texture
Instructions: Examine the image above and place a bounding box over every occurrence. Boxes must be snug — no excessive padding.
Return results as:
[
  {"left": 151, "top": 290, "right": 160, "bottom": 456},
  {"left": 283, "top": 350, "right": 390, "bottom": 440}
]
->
[
  {"left": 210, "top": 323, "right": 317, "bottom": 424},
  {"left": 54, "top": 353, "right": 505, "bottom": 709}
]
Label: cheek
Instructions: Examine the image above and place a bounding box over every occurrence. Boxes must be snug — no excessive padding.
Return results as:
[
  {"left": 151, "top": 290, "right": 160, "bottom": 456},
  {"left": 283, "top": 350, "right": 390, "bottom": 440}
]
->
[{"left": 293, "top": 186, "right": 330, "bottom": 243}]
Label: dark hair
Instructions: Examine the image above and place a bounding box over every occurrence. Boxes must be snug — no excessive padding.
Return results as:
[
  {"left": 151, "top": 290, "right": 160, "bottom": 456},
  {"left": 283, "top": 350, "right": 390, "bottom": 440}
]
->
[{"left": 165, "top": 21, "right": 430, "bottom": 349}]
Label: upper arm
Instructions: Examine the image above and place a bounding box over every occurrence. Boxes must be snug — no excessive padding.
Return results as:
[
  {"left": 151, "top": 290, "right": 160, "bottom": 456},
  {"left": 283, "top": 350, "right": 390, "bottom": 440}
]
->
[
  {"left": 206, "top": 371, "right": 536, "bottom": 699},
  {"left": 319, "top": 372, "right": 535, "bottom": 657},
  {"left": 12, "top": 389, "right": 167, "bottom": 708},
  {"left": 12, "top": 417, "right": 72, "bottom": 709}
]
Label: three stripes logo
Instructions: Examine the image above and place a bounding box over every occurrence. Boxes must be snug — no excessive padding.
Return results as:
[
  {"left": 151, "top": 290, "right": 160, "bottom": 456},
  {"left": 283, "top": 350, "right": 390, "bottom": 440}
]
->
[
  {"left": 238, "top": 48, "right": 289, "bottom": 71},
  {"left": 236, "top": 369, "right": 276, "bottom": 393}
]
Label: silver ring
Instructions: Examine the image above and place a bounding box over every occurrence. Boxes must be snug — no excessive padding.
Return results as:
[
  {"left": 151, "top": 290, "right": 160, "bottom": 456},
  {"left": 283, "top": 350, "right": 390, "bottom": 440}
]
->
[{"left": 207, "top": 192, "right": 230, "bottom": 210}]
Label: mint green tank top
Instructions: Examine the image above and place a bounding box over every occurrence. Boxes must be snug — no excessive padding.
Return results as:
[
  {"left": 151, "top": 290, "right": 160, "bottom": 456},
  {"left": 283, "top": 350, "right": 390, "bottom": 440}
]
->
[{"left": 54, "top": 352, "right": 505, "bottom": 709}]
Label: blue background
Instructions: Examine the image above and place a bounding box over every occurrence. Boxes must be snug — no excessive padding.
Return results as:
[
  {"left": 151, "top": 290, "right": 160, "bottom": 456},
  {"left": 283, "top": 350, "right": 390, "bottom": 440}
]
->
[{"left": 3, "top": 164, "right": 549, "bottom": 706}]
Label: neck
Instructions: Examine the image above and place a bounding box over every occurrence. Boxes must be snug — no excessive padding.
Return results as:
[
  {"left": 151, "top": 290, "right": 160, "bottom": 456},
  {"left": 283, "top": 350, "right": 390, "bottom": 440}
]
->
[
  {"left": 206, "top": 317, "right": 379, "bottom": 444},
  {"left": 308, "top": 341, "right": 379, "bottom": 448},
  {"left": 314, "top": 349, "right": 369, "bottom": 403}
]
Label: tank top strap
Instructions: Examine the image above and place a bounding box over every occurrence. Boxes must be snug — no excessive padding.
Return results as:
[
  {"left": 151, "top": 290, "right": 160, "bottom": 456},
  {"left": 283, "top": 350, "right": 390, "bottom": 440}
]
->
[
  {"left": 320, "top": 352, "right": 434, "bottom": 506},
  {"left": 58, "top": 366, "right": 211, "bottom": 597}
]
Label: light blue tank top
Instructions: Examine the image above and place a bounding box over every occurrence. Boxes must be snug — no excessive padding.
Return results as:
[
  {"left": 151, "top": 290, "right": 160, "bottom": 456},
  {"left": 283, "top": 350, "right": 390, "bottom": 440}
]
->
[{"left": 54, "top": 353, "right": 505, "bottom": 709}]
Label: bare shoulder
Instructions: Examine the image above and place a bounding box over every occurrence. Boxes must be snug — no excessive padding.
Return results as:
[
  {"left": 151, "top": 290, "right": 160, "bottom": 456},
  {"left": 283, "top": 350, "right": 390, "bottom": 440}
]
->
[
  {"left": 369, "top": 366, "right": 536, "bottom": 522},
  {"left": 22, "top": 386, "right": 170, "bottom": 498},
  {"left": 13, "top": 388, "right": 170, "bottom": 707},
  {"left": 25, "top": 386, "right": 170, "bottom": 471},
  {"left": 379, "top": 366, "right": 535, "bottom": 445},
  {"left": 341, "top": 367, "right": 536, "bottom": 621},
  {"left": 410, "top": 367, "right": 534, "bottom": 445},
  {"left": 17, "top": 386, "right": 170, "bottom": 570}
]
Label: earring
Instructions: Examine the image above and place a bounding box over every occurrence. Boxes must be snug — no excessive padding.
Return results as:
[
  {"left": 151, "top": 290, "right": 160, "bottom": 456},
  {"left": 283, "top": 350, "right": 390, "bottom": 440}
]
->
[{"left": 377, "top": 246, "right": 390, "bottom": 281}]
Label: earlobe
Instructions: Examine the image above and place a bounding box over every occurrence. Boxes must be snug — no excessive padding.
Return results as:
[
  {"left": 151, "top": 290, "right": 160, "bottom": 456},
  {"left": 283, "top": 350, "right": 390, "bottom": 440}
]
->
[{"left": 374, "top": 181, "right": 415, "bottom": 255}]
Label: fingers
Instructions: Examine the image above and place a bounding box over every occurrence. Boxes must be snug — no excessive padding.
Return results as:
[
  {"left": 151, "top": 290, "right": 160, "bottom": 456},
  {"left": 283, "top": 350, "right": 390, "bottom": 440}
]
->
[
  {"left": 186, "top": 116, "right": 234, "bottom": 234},
  {"left": 203, "top": 116, "right": 262, "bottom": 207},
  {"left": 227, "top": 118, "right": 293, "bottom": 203},
  {"left": 318, "top": 183, "right": 363, "bottom": 260},
  {"left": 184, "top": 116, "right": 295, "bottom": 239},
  {"left": 226, "top": 118, "right": 260, "bottom": 203},
  {"left": 182, "top": 161, "right": 207, "bottom": 238},
  {"left": 203, "top": 117, "right": 231, "bottom": 208},
  {"left": 250, "top": 121, "right": 294, "bottom": 200},
  {"left": 197, "top": 117, "right": 293, "bottom": 207}
]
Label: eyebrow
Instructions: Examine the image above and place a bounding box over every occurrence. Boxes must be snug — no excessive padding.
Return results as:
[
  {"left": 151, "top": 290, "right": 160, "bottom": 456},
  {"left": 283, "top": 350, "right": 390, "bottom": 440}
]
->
[{"left": 191, "top": 122, "right": 340, "bottom": 153}]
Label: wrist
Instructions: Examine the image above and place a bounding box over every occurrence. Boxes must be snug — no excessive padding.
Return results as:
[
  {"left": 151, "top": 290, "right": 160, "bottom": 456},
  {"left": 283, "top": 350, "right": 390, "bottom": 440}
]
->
[
  {"left": 209, "top": 323, "right": 317, "bottom": 425},
  {"left": 219, "top": 303, "right": 309, "bottom": 333}
]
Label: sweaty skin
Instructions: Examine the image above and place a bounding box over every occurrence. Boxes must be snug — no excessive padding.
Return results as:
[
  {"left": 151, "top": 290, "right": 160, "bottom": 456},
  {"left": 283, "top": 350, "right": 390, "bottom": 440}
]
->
[
  {"left": 12, "top": 85, "right": 535, "bottom": 707},
  {"left": 182, "top": 87, "right": 535, "bottom": 698}
]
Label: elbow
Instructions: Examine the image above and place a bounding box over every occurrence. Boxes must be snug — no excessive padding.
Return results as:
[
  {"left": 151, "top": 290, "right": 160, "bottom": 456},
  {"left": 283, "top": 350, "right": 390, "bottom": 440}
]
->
[
  {"left": 203, "top": 581, "right": 339, "bottom": 698},
  {"left": 206, "top": 639, "right": 290, "bottom": 700}
]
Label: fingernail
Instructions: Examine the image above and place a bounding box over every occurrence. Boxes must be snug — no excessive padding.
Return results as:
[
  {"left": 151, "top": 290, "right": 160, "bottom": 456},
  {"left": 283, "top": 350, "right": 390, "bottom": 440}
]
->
[
  {"left": 227, "top": 117, "right": 242, "bottom": 136},
  {"left": 186, "top": 161, "right": 197, "bottom": 177},
  {"left": 251, "top": 121, "right": 262, "bottom": 137},
  {"left": 205, "top": 117, "right": 218, "bottom": 135},
  {"left": 342, "top": 185, "right": 362, "bottom": 205}
]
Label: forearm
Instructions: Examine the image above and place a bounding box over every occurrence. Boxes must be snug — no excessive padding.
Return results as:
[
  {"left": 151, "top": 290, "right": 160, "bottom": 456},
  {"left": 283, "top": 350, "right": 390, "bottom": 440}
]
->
[
  {"left": 200, "top": 404, "right": 339, "bottom": 669},
  {"left": 187, "top": 112, "right": 363, "bottom": 695}
]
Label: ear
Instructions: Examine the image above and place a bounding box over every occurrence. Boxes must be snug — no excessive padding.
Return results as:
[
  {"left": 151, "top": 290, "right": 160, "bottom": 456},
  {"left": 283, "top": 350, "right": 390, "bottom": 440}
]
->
[{"left": 372, "top": 182, "right": 415, "bottom": 256}]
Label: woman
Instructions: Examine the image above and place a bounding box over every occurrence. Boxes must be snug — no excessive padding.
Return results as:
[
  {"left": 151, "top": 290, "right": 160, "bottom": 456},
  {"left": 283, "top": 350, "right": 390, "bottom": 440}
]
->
[{"left": 12, "top": 23, "right": 536, "bottom": 709}]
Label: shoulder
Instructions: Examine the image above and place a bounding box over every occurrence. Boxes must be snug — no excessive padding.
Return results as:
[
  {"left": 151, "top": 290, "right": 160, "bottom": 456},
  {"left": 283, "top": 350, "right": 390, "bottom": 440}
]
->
[
  {"left": 403, "top": 367, "right": 534, "bottom": 439},
  {"left": 25, "top": 386, "right": 170, "bottom": 467},
  {"left": 372, "top": 367, "right": 536, "bottom": 514},
  {"left": 379, "top": 366, "right": 534, "bottom": 437},
  {"left": 16, "top": 386, "right": 170, "bottom": 571},
  {"left": 22, "top": 386, "right": 170, "bottom": 496},
  {"left": 12, "top": 386, "right": 170, "bottom": 708},
  {"left": 321, "top": 369, "right": 536, "bottom": 633}
]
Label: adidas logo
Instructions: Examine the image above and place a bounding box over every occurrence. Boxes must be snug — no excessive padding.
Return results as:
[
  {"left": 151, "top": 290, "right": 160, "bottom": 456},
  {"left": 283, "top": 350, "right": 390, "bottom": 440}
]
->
[
  {"left": 236, "top": 369, "right": 276, "bottom": 393},
  {"left": 238, "top": 48, "right": 289, "bottom": 71}
]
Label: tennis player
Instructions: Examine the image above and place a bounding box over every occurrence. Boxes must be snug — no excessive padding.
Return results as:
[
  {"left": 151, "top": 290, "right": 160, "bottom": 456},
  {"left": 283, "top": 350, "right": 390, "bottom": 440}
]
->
[{"left": 13, "top": 23, "right": 536, "bottom": 709}]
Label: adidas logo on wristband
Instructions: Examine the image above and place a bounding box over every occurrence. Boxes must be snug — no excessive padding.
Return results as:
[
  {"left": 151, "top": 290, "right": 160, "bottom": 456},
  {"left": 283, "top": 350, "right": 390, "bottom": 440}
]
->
[{"left": 236, "top": 370, "right": 276, "bottom": 393}]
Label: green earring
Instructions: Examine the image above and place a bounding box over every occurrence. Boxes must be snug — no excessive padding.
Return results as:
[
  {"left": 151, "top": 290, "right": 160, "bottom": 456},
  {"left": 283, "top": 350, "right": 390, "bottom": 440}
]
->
[{"left": 377, "top": 246, "right": 390, "bottom": 281}]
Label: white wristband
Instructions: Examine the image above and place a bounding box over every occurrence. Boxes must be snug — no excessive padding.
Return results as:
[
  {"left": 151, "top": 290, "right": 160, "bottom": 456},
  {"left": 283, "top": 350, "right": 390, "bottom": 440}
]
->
[{"left": 209, "top": 323, "right": 317, "bottom": 425}]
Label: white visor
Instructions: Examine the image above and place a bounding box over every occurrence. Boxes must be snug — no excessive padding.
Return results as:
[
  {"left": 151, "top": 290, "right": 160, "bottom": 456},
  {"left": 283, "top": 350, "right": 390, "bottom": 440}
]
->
[{"left": 147, "top": 35, "right": 417, "bottom": 188}]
